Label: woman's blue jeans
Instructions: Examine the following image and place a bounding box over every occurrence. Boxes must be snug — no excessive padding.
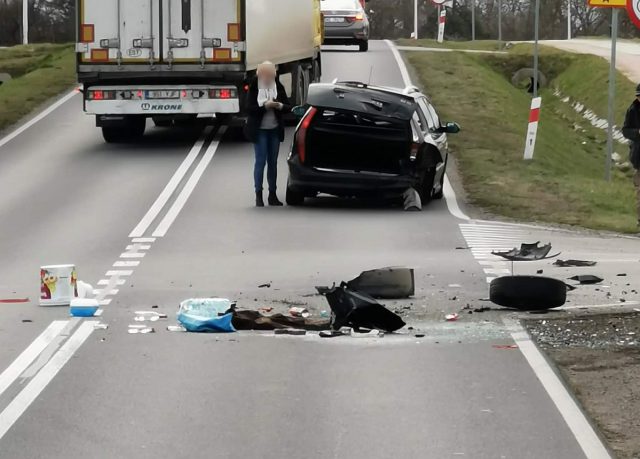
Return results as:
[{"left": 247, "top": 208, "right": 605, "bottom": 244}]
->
[{"left": 253, "top": 128, "right": 280, "bottom": 193}]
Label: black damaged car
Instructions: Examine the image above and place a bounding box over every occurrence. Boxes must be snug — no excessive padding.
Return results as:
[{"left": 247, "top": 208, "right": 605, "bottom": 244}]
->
[{"left": 285, "top": 81, "right": 460, "bottom": 206}]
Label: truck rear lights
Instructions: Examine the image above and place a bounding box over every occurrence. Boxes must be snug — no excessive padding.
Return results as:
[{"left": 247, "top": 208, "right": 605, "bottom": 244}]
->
[
  {"left": 80, "top": 24, "right": 95, "bottom": 43},
  {"left": 209, "top": 88, "right": 237, "bottom": 99},
  {"left": 168, "top": 38, "right": 189, "bottom": 48},
  {"left": 296, "top": 107, "right": 317, "bottom": 163},
  {"left": 87, "top": 90, "right": 116, "bottom": 101},
  {"left": 202, "top": 38, "right": 222, "bottom": 48}
]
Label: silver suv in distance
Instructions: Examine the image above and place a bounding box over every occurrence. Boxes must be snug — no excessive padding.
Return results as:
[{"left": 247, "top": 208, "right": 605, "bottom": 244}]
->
[{"left": 321, "top": 0, "right": 370, "bottom": 52}]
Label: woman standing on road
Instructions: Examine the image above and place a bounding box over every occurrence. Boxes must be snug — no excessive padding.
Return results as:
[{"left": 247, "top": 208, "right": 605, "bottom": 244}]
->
[{"left": 245, "top": 61, "right": 292, "bottom": 207}]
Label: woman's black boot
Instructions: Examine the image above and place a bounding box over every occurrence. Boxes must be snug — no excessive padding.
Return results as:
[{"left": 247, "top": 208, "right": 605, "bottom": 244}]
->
[
  {"left": 256, "top": 192, "right": 265, "bottom": 207},
  {"left": 268, "top": 192, "right": 283, "bottom": 206}
]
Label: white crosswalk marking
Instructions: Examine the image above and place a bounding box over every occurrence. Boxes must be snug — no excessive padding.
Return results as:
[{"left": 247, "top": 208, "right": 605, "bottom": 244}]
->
[{"left": 459, "top": 222, "right": 529, "bottom": 283}]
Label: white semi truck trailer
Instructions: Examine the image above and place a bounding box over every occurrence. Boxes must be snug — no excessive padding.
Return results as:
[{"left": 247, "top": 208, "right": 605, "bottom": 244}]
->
[{"left": 76, "top": 0, "right": 324, "bottom": 142}]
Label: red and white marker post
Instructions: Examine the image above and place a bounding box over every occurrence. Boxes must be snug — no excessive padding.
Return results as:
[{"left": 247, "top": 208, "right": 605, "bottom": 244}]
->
[
  {"left": 523, "top": 97, "right": 542, "bottom": 160},
  {"left": 437, "top": 7, "right": 447, "bottom": 43},
  {"left": 628, "top": 0, "right": 640, "bottom": 28}
]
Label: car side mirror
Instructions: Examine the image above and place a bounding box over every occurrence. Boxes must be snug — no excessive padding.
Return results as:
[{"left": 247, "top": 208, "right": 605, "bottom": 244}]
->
[
  {"left": 292, "top": 105, "right": 307, "bottom": 118},
  {"left": 439, "top": 122, "right": 460, "bottom": 134}
]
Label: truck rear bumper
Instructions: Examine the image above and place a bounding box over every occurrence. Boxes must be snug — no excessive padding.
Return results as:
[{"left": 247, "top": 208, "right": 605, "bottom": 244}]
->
[{"left": 84, "top": 84, "right": 240, "bottom": 115}]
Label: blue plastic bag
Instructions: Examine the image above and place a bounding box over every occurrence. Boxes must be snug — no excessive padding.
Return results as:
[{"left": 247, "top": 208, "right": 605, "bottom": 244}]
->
[{"left": 177, "top": 298, "right": 236, "bottom": 333}]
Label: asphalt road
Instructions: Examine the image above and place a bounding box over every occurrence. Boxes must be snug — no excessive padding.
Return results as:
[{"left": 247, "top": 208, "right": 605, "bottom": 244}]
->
[{"left": 0, "top": 40, "right": 622, "bottom": 458}]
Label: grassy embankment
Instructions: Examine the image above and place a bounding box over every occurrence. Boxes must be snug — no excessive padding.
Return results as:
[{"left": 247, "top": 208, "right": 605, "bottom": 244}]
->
[
  {"left": 403, "top": 41, "right": 638, "bottom": 233},
  {"left": 0, "top": 44, "right": 75, "bottom": 133}
]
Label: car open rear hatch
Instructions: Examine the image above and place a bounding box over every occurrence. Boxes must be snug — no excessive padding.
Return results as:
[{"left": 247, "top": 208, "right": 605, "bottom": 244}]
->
[{"left": 304, "top": 83, "right": 414, "bottom": 174}]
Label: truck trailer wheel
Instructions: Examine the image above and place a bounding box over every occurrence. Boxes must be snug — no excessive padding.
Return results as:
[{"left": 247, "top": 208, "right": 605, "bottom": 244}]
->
[
  {"left": 101, "top": 117, "right": 146, "bottom": 143},
  {"left": 489, "top": 275, "right": 567, "bottom": 310}
]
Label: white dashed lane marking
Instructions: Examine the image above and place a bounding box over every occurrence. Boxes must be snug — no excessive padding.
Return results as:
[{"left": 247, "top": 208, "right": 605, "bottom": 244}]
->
[{"left": 459, "top": 222, "right": 529, "bottom": 283}]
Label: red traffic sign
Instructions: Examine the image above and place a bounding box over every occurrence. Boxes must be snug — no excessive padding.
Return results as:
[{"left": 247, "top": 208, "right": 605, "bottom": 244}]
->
[{"left": 628, "top": 0, "right": 640, "bottom": 28}]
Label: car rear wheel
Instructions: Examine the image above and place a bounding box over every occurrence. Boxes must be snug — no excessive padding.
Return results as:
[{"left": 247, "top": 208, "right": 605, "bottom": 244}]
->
[
  {"left": 359, "top": 41, "right": 369, "bottom": 52},
  {"left": 286, "top": 183, "right": 305, "bottom": 206},
  {"left": 433, "top": 158, "right": 448, "bottom": 200}
]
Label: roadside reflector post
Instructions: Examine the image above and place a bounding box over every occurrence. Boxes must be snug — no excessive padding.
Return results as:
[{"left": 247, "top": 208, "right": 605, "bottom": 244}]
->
[
  {"left": 605, "top": 8, "right": 619, "bottom": 182},
  {"left": 524, "top": 97, "right": 542, "bottom": 160},
  {"left": 437, "top": 7, "right": 446, "bottom": 43},
  {"left": 413, "top": 0, "right": 418, "bottom": 39}
]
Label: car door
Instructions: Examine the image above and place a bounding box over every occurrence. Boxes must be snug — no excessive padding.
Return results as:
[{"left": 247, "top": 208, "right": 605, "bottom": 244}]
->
[{"left": 416, "top": 97, "right": 448, "bottom": 187}]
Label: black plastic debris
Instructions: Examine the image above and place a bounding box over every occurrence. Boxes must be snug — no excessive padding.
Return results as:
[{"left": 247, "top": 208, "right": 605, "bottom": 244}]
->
[
  {"left": 553, "top": 259, "right": 597, "bottom": 267},
  {"left": 565, "top": 283, "right": 577, "bottom": 291},
  {"left": 317, "top": 268, "right": 415, "bottom": 300},
  {"left": 274, "top": 328, "right": 306, "bottom": 336},
  {"left": 325, "top": 284, "right": 406, "bottom": 332},
  {"left": 568, "top": 275, "right": 604, "bottom": 285},
  {"left": 617, "top": 273, "right": 627, "bottom": 277},
  {"left": 319, "top": 330, "right": 345, "bottom": 338},
  {"left": 258, "top": 283, "right": 271, "bottom": 288},
  {"left": 492, "top": 242, "right": 559, "bottom": 261}
]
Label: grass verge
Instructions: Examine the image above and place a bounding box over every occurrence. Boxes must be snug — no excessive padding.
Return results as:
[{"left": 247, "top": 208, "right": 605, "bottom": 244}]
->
[
  {"left": 397, "top": 38, "right": 504, "bottom": 51},
  {"left": 0, "top": 44, "right": 75, "bottom": 133},
  {"left": 404, "top": 45, "right": 639, "bottom": 233}
]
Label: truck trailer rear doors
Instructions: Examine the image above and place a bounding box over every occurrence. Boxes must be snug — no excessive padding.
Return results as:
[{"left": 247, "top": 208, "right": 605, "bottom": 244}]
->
[{"left": 78, "top": 0, "right": 241, "bottom": 66}]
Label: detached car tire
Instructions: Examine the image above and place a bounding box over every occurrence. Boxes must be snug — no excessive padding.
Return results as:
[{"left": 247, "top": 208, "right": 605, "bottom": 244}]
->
[{"left": 490, "top": 275, "right": 567, "bottom": 310}]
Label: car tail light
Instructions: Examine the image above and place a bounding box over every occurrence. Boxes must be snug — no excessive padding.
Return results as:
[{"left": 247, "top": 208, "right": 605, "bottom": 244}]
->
[
  {"left": 87, "top": 90, "right": 116, "bottom": 101},
  {"left": 296, "top": 107, "right": 317, "bottom": 164},
  {"left": 346, "top": 13, "right": 364, "bottom": 22},
  {"left": 409, "top": 142, "right": 420, "bottom": 161}
]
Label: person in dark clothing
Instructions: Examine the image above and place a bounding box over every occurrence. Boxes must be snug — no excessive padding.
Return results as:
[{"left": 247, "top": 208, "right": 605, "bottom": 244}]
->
[
  {"left": 622, "top": 83, "right": 640, "bottom": 225},
  {"left": 244, "top": 61, "right": 292, "bottom": 207}
]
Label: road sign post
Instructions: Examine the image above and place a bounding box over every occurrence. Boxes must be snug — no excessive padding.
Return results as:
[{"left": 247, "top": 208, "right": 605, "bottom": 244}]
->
[
  {"left": 587, "top": 0, "right": 625, "bottom": 181},
  {"left": 605, "top": 8, "right": 619, "bottom": 182},
  {"left": 533, "top": 0, "right": 540, "bottom": 99},
  {"left": 414, "top": 0, "right": 418, "bottom": 39}
]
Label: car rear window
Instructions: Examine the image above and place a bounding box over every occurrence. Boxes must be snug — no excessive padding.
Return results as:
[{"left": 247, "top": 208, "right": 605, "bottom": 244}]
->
[{"left": 315, "top": 109, "right": 406, "bottom": 131}]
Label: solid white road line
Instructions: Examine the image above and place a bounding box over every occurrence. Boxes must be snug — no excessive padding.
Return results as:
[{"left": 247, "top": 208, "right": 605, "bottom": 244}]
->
[
  {"left": 128, "top": 126, "right": 213, "bottom": 238},
  {"left": 0, "top": 321, "right": 97, "bottom": 441},
  {"left": 506, "top": 319, "right": 613, "bottom": 459},
  {"left": 384, "top": 40, "right": 470, "bottom": 222},
  {"left": 0, "top": 90, "right": 78, "bottom": 151},
  {"left": 0, "top": 321, "right": 68, "bottom": 398},
  {"left": 152, "top": 126, "right": 227, "bottom": 237}
]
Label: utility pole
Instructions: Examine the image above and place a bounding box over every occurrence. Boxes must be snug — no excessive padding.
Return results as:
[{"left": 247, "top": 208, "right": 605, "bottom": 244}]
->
[
  {"left": 414, "top": 0, "right": 419, "bottom": 39},
  {"left": 471, "top": 0, "right": 476, "bottom": 41},
  {"left": 567, "top": 0, "right": 572, "bottom": 39},
  {"left": 498, "top": 0, "right": 503, "bottom": 44},
  {"left": 23, "top": 0, "right": 29, "bottom": 44},
  {"left": 533, "top": 0, "right": 540, "bottom": 98},
  {"left": 605, "top": 8, "right": 619, "bottom": 182}
]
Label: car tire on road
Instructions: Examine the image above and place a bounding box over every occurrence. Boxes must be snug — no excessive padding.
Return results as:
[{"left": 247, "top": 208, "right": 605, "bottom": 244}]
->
[
  {"left": 433, "top": 158, "right": 448, "bottom": 200},
  {"left": 489, "top": 275, "right": 567, "bottom": 310},
  {"left": 359, "top": 41, "right": 369, "bottom": 52},
  {"left": 286, "top": 183, "right": 305, "bottom": 206},
  {"left": 420, "top": 168, "right": 436, "bottom": 204}
]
